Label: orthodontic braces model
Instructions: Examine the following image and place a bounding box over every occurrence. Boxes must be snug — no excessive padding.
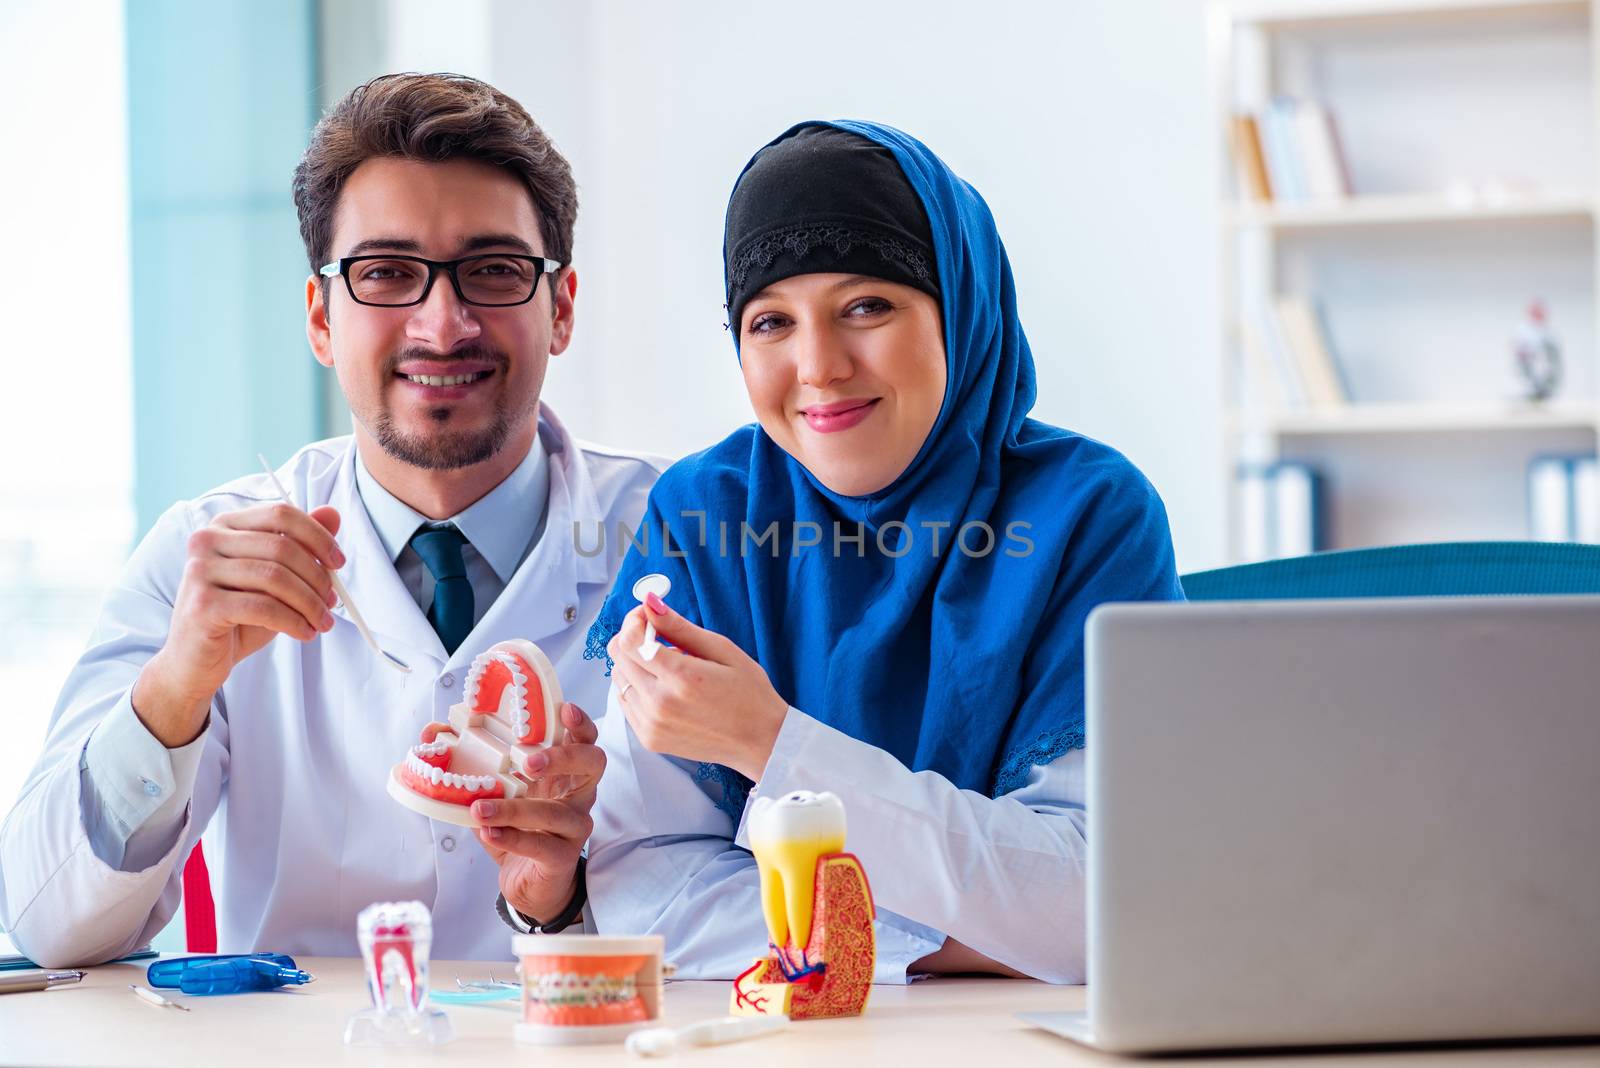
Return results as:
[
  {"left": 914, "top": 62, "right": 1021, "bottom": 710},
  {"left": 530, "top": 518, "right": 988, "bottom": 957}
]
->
[
  {"left": 527, "top": 970, "right": 639, "bottom": 1008},
  {"left": 512, "top": 934, "right": 666, "bottom": 1045}
]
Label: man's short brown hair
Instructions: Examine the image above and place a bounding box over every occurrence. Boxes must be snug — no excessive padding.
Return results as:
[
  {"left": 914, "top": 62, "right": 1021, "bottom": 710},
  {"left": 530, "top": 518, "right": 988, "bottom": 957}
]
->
[{"left": 292, "top": 72, "right": 577, "bottom": 274}]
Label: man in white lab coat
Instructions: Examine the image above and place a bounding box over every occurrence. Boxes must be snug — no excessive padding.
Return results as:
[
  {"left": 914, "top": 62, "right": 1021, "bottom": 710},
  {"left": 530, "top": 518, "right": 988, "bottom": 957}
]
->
[{"left": 0, "top": 73, "right": 663, "bottom": 965}]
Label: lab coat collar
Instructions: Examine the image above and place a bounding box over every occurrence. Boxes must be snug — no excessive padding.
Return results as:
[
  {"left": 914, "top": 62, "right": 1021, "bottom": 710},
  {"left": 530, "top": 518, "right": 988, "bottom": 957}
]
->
[
  {"left": 452, "top": 437, "right": 549, "bottom": 584},
  {"left": 326, "top": 451, "right": 443, "bottom": 666},
  {"left": 542, "top": 403, "right": 611, "bottom": 591},
  {"left": 352, "top": 457, "right": 426, "bottom": 565},
  {"left": 353, "top": 432, "right": 550, "bottom": 584},
  {"left": 325, "top": 403, "right": 610, "bottom": 671}
]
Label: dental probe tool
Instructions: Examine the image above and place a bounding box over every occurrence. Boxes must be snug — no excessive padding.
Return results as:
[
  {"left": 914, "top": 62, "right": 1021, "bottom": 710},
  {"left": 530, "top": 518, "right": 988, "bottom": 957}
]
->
[
  {"left": 129, "top": 984, "right": 190, "bottom": 1011},
  {"left": 632, "top": 573, "right": 672, "bottom": 661},
  {"left": 625, "top": 1014, "right": 789, "bottom": 1057},
  {"left": 258, "top": 454, "right": 410, "bottom": 673}
]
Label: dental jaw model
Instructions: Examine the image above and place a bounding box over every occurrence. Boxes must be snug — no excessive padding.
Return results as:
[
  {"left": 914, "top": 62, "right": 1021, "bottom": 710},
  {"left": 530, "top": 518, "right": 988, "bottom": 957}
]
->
[
  {"left": 344, "top": 900, "right": 453, "bottom": 1047},
  {"left": 730, "top": 790, "right": 875, "bottom": 1021},
  {"left": 512, "top": 934, "right": 665, "bottom": 1045},
  {"left": 387, "top": 639, "right": 563, "bottom": 826}
]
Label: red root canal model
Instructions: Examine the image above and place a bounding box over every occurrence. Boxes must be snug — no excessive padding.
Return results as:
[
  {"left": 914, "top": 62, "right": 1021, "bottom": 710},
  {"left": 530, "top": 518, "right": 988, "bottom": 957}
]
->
[{"left": 387, "top": 639, "right": 564, "bottom": 825}]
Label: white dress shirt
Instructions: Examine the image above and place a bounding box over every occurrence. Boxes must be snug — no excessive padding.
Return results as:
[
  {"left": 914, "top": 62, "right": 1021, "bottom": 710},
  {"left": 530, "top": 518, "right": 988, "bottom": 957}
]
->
[
  {"left": 0, "top": 406, "right": 664, "bottom": 967},
  {"left": 354, "top": 435, "right": 549, "bottom": 627},
  {"left": 587, "top": 687, "right": 1088, "bottom": 985}
]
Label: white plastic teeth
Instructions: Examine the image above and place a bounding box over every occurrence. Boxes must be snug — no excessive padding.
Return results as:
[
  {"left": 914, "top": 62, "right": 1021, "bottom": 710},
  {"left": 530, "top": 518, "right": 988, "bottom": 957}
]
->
[
  {"left": 510, "top": 680, "right": 530, "bottom": 739},
  {"left": 404, "top": 751, "right": 498, "bottom": 793},
  {"left": 526, "top": 971, "right": 638, "bottom": 1007},
  {"left": 502, "top": 654, "right": 532, "bottom": 738},
  {"left": 462, "top": 651, "right": 537, "bottom": 740},
  {"left": 404, "top": 372, "right": 484, "bottom": 387},
  {"left": 462, "top": 650, "right": 507, "bottom": 708},
  {"left": 413, "top": 740, "right": 452, "bottom": 758}
]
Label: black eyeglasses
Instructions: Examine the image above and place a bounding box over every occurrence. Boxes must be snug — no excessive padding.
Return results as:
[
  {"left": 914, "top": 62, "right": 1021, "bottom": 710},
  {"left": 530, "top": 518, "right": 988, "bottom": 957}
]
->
[{"left": 319, "top": 253, "right": 564, "bottom": 308}]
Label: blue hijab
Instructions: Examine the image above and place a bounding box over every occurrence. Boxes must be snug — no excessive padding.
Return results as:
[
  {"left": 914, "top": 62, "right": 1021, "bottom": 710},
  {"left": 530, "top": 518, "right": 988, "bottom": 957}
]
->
[{"left": 587, "top": 120, "right": 1183, "bottom": 812}]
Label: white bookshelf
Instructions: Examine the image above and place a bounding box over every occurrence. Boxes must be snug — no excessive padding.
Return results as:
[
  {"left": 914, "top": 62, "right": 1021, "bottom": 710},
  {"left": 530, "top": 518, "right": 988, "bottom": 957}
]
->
[
  {"left": 1228, "top": 0, "right": 1586, "bottom": 28},
  {"left": 1226, "top": 191, "right": 1596, "bottom": 232},
  {"left": 1211, "top": 0, "right": 1600, "bottom": 560},
  {"left": 1231, "top": 400, "right": 1600, "bottom": 435}
]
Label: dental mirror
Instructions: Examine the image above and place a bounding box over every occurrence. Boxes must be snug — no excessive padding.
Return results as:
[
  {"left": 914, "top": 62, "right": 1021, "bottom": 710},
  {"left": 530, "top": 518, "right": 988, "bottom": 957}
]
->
[{"left": 633, "top": 573, "right": 672, "bottom": 661}]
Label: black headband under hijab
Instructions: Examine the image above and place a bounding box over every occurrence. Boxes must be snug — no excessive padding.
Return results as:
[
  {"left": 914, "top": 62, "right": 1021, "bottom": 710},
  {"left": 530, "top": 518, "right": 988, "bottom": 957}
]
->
[{"left": 723, "top": 125, "right": 940, "bottom": 332}]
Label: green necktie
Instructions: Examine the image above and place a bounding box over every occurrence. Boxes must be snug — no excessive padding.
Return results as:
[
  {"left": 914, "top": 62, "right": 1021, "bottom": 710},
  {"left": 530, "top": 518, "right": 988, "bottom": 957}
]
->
[{"left": 409, "top": 524, "right": 474, "bottom": 655}]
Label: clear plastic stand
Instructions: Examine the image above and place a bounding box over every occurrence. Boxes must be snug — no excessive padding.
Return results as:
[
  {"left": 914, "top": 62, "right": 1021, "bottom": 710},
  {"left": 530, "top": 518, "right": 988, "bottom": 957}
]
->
[{"left": 344, "top": 900, "right": 454, "bottom": 1047}]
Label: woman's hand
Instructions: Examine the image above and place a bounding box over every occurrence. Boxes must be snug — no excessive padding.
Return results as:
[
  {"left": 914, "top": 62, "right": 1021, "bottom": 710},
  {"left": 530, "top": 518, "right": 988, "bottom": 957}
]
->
[{"left": 606, "top": 592, "right": 789, "bottom": 781}]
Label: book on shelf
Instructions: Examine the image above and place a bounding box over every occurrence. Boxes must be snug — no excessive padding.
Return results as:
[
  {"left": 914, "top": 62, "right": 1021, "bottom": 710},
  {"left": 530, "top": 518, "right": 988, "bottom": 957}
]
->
[
  {"left": 1231, "top": 97, "right": 1351, "bottom": 205},
  {"left": 1240, "top": 315, "right": 1303, "bottom": 410},
  {"left": 1321, "top": 109, "right": 1353, "bottom": 200},
  {"left": 1228, "top": 114, "right": 1273, "bottom": 201},
  {"left": 1238, "top": 461, "right": 1326, "bottom": 562},
  {"left": 1240, "top": 296, "right": 1348, "bottom": 411},
  {"left": 1272, "top": 295, "right": 1349, "bottom": 408},
  {"left": 1239, "top": 319, "right": 1292, "bottom": 410},
  {"left": 1259, "top": 98, "right": 1304, "bottom": 201},
  {"left": 1291, "top": 100, "right": 1349, "bottom": 202},
  {"left": 1527, "top": 453, "right": 1599, "bottom": 543}
]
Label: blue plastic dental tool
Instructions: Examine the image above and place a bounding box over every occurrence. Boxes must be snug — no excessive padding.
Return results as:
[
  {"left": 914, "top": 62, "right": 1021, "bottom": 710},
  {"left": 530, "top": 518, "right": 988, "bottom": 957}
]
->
[{"left": 147, "top": 954, "right": 315, "bottom": 995}]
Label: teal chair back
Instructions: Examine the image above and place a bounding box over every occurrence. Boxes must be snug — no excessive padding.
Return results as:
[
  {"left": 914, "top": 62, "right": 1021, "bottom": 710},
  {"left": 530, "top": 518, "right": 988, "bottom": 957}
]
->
[{"left": 1180, "top": 541, "right": 1600, "bottom": 601}]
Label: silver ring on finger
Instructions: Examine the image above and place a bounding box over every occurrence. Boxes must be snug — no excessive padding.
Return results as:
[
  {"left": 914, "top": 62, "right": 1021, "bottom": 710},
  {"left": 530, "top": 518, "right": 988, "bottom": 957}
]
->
[{"left": 619, "top": 682, "right": 634, "bottom": 701}]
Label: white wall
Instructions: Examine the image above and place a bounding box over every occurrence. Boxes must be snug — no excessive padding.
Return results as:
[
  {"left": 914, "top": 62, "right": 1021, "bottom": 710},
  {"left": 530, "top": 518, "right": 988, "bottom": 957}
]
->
[
  {"left": 332, "top": 0, "right": 1227, "bottom": 571},
  {"left": 0, "top": 0, "right": 134, "bottom": 855}
]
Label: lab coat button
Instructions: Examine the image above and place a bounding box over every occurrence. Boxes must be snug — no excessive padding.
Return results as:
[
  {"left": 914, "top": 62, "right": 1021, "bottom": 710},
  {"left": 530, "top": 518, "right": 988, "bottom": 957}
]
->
[
  {"left": 441, "top": 836, "right": 456, "bottom": 853},
  {"left": 563, "top": 604, "right": 577, "bottom": 624},
  {"left": 441, "top": 673, "right": 455, "bottom": 688},
  {"left": 140, "top": 778, "right": 161, "bottom": 797}
]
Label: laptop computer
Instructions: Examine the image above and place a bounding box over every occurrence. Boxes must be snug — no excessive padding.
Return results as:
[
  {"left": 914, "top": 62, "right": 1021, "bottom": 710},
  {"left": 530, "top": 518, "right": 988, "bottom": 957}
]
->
[{"left": 1023, "top": 597, "right": 1600, "bottom": 1054}]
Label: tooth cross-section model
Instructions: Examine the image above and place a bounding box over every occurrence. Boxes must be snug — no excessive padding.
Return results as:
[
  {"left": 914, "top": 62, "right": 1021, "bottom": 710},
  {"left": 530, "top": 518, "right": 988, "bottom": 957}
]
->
[
  {"left": 387, "top": 639, "right": 563, "bottom": 827},
  {"left": 731, "top": 790, "right": 876, "bottom": 1021},
  {"left": 750, "top": 790, "right": 847, "bottom": 952}
]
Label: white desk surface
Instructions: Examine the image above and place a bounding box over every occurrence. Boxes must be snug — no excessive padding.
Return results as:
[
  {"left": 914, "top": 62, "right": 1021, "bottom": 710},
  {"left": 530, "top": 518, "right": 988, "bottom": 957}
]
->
[{"left": 3, "top": 956, "right": 1599, "bottom": 1067}]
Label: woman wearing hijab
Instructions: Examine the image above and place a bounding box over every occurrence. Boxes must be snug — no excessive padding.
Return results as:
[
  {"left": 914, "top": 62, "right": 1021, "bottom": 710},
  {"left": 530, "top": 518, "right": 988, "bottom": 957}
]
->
[{"left": 582, "top": 121, "right": 1183, "bottom": 983}]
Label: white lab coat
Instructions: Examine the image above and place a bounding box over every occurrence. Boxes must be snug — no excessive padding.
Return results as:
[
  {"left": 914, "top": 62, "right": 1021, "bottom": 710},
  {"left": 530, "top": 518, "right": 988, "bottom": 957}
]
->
[{"left": 0, "top": 407, "right": 662, "bottom": 966}]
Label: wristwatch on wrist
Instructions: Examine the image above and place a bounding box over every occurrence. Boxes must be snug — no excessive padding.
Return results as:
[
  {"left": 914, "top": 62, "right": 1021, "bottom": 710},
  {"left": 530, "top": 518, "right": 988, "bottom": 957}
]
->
[{"left": 496, "top": 855, "right": 588, "bottom": 934}]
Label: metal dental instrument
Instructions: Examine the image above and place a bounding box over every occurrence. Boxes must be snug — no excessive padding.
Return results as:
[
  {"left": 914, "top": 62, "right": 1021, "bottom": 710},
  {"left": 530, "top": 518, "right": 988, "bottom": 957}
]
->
[
  {"left": 454, "top": 973, "right": 518, "bottom": 991},
  {"left": 0, "top": 969, "right": 85, "bottom": 995},
  {"left": 433, "top": 986, "right": 518, "bottom": 1005},
  {"left": 258, "top": 454, "right": 410, "bottom": 673}
]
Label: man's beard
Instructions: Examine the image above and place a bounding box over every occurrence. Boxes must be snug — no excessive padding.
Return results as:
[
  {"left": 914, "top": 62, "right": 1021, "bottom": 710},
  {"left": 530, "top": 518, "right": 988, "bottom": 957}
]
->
[{"left": 366, "top": 345, "right": 531, "bottom": 471}]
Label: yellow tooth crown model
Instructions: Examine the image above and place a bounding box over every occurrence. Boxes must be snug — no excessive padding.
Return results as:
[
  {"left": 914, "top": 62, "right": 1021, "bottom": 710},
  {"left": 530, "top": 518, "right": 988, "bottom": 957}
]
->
[
  {"left": 733, "top": 789, "right": 875, "bottom": 1021},
  {"left": 749, "top": 790, "right": 847, "bottom": 954}
]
